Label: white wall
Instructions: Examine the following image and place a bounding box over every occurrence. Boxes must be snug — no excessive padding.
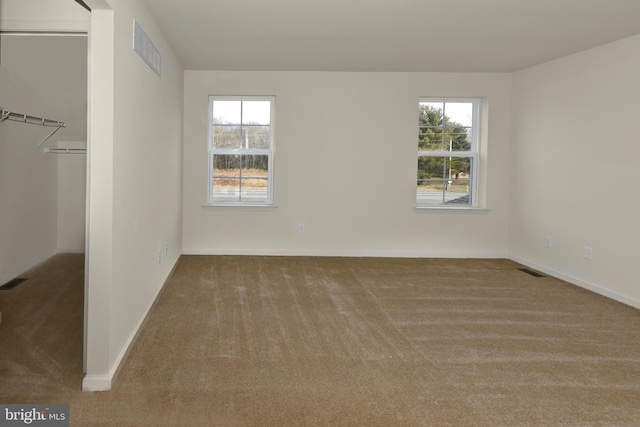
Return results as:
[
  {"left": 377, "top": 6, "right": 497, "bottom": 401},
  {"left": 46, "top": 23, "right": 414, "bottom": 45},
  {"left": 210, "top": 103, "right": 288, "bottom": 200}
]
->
[
  {"left": 0, "top": 35, "right": 87, "bottom": 283},
  {"left": 58, "top": 150, "right": 87, "bottom": 253},
  {"left": 183, "top": 71, "right": 512, "bottom": 257},
  {"left": 0, "top": 0, "right": 89, "bottom": 32},
  {"left": 83, "top": 0, "right": 184, "bottom": 389},
  {"left": 109, "top": 0, "right": 184, "bottom": 378},
  {"left": 0, "top": 36, "right": 57, "bottom": 281},
  {"left": 510, "top": 34, "right": 640, "bottom": 307}
]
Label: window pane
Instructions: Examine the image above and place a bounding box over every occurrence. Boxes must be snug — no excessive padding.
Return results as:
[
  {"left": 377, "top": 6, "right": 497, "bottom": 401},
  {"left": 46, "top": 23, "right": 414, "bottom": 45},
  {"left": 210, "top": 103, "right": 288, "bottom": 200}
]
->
[
  {"left": 241, "top": 154, "right": 269, "bottom": 179},
  {"left": 240, "top": 155, "right": 269, "bottom": 201},
  {"left": 443, "top": 102, "right": 473, "bottom": 128},
  {"left": 417, "top": 157, "right": 472, "bottom": 205},
  {"left": 242, "top": 101, "right": 271, "bottom": 125},
  {"left": 213, "top": 125, "right": 241, "bottom": 149},
  {"left": 445, "top": 126, "right": 472, "bottom": 152},
  {"left": 240, "top": 154, "right": 269, "bottom": 202},
  {"left": 418, "top": 126, "right": 444, "bottom": 151},
  {"left": 444, "top": 157, "right": 472, "bottom": 205},
  {"left": 419, "top": 103, "right": 444, "bottom": 151},
  {"left": 420, "top": 102, "right": 444, "bottom": 125},
  {"left": 419, "top": 101, "right": 474, "bottom": 152},
  {"left": 212, "top": 154, "right": 240, "bottom": 201},
  {"left": 240, "top": 179, "right": 268, "bottom": 202},
  {"left": 241, "top": 125, "right": 271, "bottom": 149},
  {"left": 211, "top": 154, "right": 269, "bottom": 202},
  {"left": 212, "top": 177, "right": 240, "bottom": 201},
  {"left": 417, "top": 157, "right": 446, "bottom": 204},
  {"left": 212, "top": 100, "right": 241, "bottom": 125},
  {"left": 212, "top": 154, "right": 241, "bottom": 173}
]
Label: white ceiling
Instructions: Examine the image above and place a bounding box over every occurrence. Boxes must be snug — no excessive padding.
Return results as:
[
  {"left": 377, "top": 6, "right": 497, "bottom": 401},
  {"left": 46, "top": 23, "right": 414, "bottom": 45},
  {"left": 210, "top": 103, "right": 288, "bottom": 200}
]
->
[{"left": 142, "top": 0, "right": 640, "bottom": 72}]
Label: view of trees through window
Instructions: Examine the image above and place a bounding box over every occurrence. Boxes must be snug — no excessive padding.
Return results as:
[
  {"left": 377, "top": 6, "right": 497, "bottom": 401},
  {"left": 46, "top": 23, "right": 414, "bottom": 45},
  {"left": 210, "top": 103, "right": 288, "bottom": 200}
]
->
[
  {"left": 209, "top": 98, "right": 273, "bottom": 203},
  {"left": 417, "top": 100, "right": 477, "bottom": 206}
]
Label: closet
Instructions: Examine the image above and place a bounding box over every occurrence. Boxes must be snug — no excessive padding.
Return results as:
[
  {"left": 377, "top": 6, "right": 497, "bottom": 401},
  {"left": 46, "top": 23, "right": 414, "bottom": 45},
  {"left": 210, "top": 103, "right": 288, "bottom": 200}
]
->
[{"left": 0, "top": 34, "right": 87, "bottom": 304}]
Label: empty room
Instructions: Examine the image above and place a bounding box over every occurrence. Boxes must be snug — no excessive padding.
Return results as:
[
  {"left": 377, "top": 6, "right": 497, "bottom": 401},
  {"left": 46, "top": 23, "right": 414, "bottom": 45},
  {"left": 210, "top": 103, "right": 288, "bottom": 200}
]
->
[{"left": 1, "top": 0, "right": 640, "bottom": 425}]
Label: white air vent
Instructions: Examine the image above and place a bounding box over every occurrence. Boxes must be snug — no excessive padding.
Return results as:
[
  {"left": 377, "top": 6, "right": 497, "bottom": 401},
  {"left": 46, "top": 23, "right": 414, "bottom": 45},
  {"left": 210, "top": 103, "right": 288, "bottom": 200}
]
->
[{"left": 133, "top": 20, "right": 162, "bottom": 76}]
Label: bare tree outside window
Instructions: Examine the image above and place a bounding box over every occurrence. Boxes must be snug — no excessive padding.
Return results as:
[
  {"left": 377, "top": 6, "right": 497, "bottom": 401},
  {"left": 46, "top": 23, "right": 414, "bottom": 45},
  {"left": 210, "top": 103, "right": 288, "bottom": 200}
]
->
[{"left": 209, "top": 97, "right": 275, "bottom": 204}]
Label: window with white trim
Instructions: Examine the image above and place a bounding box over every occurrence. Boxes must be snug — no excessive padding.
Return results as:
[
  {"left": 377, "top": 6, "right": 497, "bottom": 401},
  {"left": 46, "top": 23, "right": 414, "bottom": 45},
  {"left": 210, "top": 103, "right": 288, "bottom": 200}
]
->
[
  {"left": 208, "top": 96, "right": 275, "bottom": 205},
  {"left": 417, "top": 98, "right": 480, "bottom": 207}
]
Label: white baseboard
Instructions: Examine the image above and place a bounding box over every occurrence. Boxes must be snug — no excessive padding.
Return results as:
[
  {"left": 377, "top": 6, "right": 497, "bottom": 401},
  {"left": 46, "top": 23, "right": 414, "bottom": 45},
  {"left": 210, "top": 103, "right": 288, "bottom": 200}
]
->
[
  {"left": 82, "top": 254, "right": 181, "bottom": 392},
  {"left": 81, "top": 287, "right": 159, "bottom": 392},
  {"left": 82, "top": 375, "right": 112, "bottom": 392},
  {"left": 182, "top": 249, "right": 508, "bottom": 259},
  {"left": 509, "top": 255, "right": 640, "bottom": 310},
  {"left": 82, "top": 288, "right": 158, "bottom": 392}
]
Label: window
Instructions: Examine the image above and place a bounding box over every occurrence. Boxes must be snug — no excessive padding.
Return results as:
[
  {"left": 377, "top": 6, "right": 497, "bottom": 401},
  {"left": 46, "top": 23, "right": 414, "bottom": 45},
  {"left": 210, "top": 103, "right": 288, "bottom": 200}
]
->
[
  {"left": 417, "top": 98, "right": 480, "bottom": 207},
  {"left": 208, "top": 96, "right": 275, "bottom": 205}
]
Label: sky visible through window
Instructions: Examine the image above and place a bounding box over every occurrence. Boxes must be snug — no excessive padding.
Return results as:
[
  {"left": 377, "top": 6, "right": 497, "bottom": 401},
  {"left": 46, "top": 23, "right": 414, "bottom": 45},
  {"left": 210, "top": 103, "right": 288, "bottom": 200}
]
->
[
  {"left": 214, "top": 100, "right": 469, "bottom": 128},
  {"left": 421, "top": 101, "right": 472, "bottom": 128},
  {"left": 212, "top": 100, "right": 271, "bottom": 125}
]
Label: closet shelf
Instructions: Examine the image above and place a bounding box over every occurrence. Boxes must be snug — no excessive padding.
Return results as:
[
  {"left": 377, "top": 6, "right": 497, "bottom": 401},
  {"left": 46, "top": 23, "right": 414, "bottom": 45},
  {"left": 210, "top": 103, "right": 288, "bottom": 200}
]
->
[{"left": 1, "top": 109, "right": 66, "bottom": 145}]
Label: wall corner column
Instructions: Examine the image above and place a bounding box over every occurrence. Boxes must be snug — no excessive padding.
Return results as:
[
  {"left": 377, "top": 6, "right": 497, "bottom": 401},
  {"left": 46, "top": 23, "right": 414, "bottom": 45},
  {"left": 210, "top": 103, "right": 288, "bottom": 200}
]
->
[{"left": 83, "top": 4, "right": 115, "bottom": 392}]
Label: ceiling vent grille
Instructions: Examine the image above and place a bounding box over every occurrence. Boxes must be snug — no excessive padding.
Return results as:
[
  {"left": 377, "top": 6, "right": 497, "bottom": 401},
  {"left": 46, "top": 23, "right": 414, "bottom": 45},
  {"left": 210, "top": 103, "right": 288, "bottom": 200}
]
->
[{"left": 133, "top": 20, "right": 162, "bottom": 76}]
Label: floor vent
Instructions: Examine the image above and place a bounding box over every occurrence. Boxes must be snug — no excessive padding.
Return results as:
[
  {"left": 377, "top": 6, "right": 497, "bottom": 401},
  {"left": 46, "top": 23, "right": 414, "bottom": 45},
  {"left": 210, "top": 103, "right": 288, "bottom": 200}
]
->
[
  {"left": 0, "top": 278, "right": 27, "bottom": 290},
  {"left": 517, "top": 268, "right": 546, "bottom": 278}
]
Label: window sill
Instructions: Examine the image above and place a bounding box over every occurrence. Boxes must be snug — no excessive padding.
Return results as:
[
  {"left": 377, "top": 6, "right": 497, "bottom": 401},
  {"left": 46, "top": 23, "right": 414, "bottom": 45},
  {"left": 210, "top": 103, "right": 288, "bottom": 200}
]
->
[
  {"left": 202, "top": 203, "right": 278, "bottom": 211},
  {"left": 414, "top": 206, "right": 491, "bottom": 214}
]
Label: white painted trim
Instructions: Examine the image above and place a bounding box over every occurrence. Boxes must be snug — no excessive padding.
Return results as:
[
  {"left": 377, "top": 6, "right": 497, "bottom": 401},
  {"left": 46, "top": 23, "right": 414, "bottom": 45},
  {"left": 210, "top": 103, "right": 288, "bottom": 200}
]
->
[
  {"left": 55, "top": 248, "right": 86, "bottom": 255},
  {"left": 183, "top": 249, "right": 508, "bottom": 259},
  {"left": 81, "top": 375, "right": 111, "bottom": 392},
  {"left": 84, "top": 6, "right": 115, "bottom": 383},
  {"left": 509, "top": 255, "right": 640, "bottom": 310},
  {"left": 0, "top": 252, "right": 53, "bottom": 285},
  {"left": 202, "top": 203, "right": 278, "bottom": 211},
  {"left": 414, "top": 207, "right": 491, "bottom": 214},
  {"left": 82, "top": 255, "right": 181, "bottom": 391},
  {"left": 82, "top": 281, "right": 156, "bottom": 392}
]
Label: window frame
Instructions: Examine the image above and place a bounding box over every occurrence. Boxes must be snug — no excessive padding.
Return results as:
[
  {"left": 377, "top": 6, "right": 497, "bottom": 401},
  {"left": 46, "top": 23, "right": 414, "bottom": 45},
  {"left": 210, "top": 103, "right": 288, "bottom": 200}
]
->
[
  {"left": 416, "top": 97, "right": 481, "bottom": 209},
  {"left": 206, "top": 95, "right": 275, "bottom": 207}
]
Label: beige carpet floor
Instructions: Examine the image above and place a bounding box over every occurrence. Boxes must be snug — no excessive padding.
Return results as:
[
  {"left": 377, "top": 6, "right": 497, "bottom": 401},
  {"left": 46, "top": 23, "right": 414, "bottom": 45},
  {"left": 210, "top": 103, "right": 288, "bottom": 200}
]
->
[
  {"left": 2, "top": 254, "right": 640, "bottom": 426},
  {"left": 0, "top": 254, "right": 84, "bottom": 396}
]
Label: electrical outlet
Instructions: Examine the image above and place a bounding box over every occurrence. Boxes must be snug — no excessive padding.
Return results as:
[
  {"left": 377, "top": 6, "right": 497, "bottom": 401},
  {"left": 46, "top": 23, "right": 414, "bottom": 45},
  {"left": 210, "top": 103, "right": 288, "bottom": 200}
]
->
[
  {"left": 545, "top": 236, "right": 552, "bottom": 248},
  {"left": 158, "top": 251, "right": 162, "bottom": 264},
  {"left": 298, "top": 224, "right": 305, "bottom": 233},
  {"left": 584, "top": 246, "right": 593, "bottom": 260}
]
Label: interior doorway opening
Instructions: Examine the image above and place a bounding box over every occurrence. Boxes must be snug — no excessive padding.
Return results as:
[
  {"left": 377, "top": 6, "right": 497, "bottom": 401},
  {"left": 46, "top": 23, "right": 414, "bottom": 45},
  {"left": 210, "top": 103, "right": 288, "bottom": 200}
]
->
[{"left": 0, "top": 31, "right": 89, "bottom": 391}]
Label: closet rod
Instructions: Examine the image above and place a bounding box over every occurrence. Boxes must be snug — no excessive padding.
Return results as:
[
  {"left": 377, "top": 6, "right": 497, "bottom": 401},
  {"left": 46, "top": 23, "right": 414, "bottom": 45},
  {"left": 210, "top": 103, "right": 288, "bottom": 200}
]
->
[
  {"left": 75, "top": 0, "right": 91, "bottom": 12},
  {"left": 0, "top": 109, "right": 66, "bottom": 145},
  {"left": 44, "top": 148, "right": 87, "bottom": 155}
]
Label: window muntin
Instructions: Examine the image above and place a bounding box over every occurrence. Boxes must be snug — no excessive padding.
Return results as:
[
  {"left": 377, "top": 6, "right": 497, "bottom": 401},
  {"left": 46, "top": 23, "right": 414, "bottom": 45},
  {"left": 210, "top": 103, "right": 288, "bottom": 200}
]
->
[
  {"left": 209, "top": 96, "right": 274, "bottom": 205},
  {"left": 417, "top": 99, "right": 480, "bottom": 207}
]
